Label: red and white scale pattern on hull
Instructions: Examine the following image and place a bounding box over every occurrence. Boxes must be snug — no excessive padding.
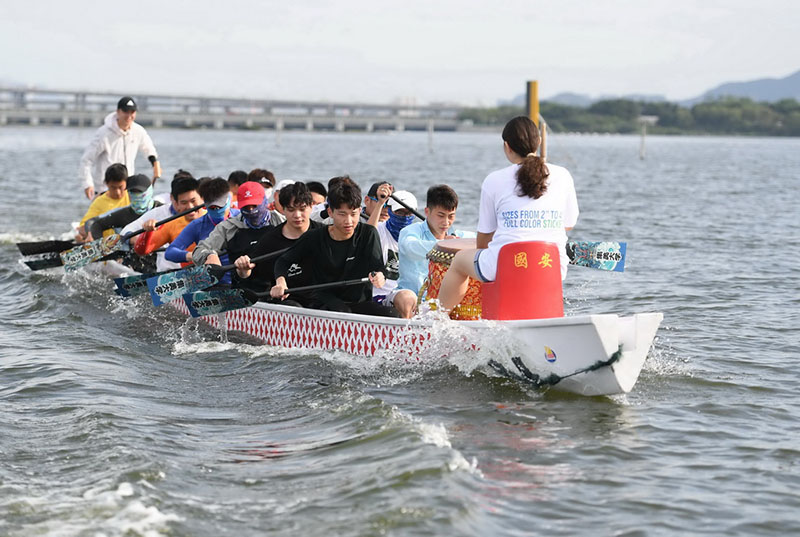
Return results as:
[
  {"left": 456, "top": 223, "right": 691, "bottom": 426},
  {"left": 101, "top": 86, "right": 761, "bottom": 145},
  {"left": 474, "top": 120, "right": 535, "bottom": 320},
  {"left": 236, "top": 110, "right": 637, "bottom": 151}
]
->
[{"left": 171, "top": 301, "right": 425, "bottom": 357}]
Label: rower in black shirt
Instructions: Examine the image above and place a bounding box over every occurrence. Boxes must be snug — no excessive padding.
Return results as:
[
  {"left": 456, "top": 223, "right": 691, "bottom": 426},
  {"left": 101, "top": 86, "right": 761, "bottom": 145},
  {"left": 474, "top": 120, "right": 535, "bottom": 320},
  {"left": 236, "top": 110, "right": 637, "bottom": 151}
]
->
[
  {"left": 234, "top": 183, "right": 320, "bottom": 306},
  {"left": 271, "top": 181, "right": 400, "bottom": 317}
]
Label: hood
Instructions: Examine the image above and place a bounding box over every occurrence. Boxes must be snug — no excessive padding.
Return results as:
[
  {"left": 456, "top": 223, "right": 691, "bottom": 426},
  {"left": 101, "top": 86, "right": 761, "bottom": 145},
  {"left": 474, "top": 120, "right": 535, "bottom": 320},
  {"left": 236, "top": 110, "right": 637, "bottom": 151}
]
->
[
  {"left": 104, "top": 111, "right": 125, "bottom": 135},
  {"left": 227, "top": 213, "right": 250, "bottom": 230}
]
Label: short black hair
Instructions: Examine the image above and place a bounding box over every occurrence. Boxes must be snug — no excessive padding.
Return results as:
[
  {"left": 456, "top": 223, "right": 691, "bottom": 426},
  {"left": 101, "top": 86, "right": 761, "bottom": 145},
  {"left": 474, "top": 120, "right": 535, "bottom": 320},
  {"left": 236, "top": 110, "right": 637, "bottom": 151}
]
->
[
  {"left": 104, "top": 163, "right": 128, "bottom": 184},
  {"left": 327, "top": 181, "right": 362, "bottom": 211},
  {"left": 426, "top": 184, "right": 459, "bottom": 211},
  {"left": 279, "top": 182, "right": 314, "bottom": 209},
  {"left": 198, "top": 177, "right": 229, "bottom": 203},
  {"left": 305, "top": 180, "right": 327, "bottom": 198},
  {"left": 171, "top": 176, "right": 200, "bottom": 198},
  {"left": 173, "top": 169, "right": 194, "bottom": 180},
  {"left": 228, "top": 170, "right": 248, "bottom": 186},
  {"left": 327, "top": 175, "right": 353, "bottom": 191}
]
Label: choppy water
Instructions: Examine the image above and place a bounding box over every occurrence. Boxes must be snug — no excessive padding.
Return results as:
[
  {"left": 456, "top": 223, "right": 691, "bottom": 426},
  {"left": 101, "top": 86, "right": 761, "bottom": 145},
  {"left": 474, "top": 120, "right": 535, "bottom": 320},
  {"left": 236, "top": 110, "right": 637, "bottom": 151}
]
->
[{"left": 1, "top": 127, "right": 799, "bottom": 536}]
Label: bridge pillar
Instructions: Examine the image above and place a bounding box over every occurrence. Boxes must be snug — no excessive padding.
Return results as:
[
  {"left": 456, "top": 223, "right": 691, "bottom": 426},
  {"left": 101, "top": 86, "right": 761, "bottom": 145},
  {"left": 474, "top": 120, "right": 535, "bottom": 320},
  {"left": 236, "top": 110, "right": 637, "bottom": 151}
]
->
[
  {"left": 0, "top": 114, "right": 6, "bottom": 126},
  {"left": 13, "top": 91, "right": 26, "bottom": 109},
  {"left": 62, "top": 116, "right": 70, "bottom": 126},
  {"left": 245, "top": 118, "right": 254, "bottom": 128},
  {"left": 335, "top": 120, "right": 345, "bottom": 132},
  {"left": 366, "top": 121, "right": 374, "bottom": 132},
  {"left": 395, "top": 121, "right": 405, "bottom": 132},
  {"left": 185, "top": 117, "right": 193, "bottom": 128},
  {"left": 214, "top": 118, "right": 224, "bottom": 129},
  {"left": 306, "top": 119, "right": 314, "bottom": 131},
  {"left": 154, "top": 116, "right": 163, "bottom": 128}
]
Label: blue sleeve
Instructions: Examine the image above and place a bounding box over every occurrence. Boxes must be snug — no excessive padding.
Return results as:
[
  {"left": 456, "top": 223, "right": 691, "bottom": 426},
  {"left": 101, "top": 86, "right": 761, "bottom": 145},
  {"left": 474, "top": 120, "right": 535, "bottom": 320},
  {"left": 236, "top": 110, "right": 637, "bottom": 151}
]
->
[{"left": 165, "top": 219, "right": 199, "bottom": 262}]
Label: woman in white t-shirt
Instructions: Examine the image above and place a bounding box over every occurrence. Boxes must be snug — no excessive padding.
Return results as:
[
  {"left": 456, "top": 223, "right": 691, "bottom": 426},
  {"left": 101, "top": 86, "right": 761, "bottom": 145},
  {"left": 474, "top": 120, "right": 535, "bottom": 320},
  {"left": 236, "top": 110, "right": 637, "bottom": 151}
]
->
[{"left": 438, "top": 116, "right": 579, "bottom": 312}]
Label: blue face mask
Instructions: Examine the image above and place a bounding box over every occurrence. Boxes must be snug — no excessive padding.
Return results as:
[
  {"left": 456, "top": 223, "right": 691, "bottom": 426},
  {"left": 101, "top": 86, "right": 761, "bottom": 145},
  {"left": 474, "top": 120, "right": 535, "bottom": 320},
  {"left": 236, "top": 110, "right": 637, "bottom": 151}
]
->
[
  {"left": 207, "top": 195, "right": 230, "bottom": 224},
  {"left": 129, "top": 186, "right": 154, "bottom": 215},
  {"left": 385, "top": 207, "right": 415, "bottom": 241},
  {"left": 241, "top": 198, "right": 271, "bottom": 229}
]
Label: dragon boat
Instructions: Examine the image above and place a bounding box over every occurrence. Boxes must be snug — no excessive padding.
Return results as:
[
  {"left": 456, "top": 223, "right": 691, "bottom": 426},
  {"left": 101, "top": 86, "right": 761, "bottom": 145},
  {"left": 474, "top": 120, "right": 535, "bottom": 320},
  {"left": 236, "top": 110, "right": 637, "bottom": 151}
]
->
[
  {"left": 111, "top": 238, "right": 661, "bottom": 397},
  {"left": 20, "top": 232, "right": 662, "bottom": 396}
]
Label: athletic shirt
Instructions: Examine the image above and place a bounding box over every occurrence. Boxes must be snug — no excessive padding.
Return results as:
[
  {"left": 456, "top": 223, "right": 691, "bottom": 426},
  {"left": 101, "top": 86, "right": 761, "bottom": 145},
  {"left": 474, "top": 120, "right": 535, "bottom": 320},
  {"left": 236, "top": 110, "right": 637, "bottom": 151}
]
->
[
  {"left": 274, "top": 222, "right": 385, "bottom": 305},
  {"left": 477, "top": 162, "right": 579, "bottom": 281},
  {"left": 227, "top": 226, "right": 273, "bottom": 288},
  {"left": 243, "top": 221, "right": 321, "bottom": 299},
  {"left": 79, "top": 192, "right": 131, "bottom": 237},
  {"left": 372, "top": 222, "right": 399, "bottom": 297}
]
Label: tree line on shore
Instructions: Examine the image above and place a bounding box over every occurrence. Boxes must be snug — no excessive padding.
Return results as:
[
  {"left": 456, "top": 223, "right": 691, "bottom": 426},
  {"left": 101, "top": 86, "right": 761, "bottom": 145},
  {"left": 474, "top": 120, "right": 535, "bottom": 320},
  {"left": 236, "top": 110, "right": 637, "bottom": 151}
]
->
[{"left": 458, "top": 97, "right": 800, "bottom": 136}]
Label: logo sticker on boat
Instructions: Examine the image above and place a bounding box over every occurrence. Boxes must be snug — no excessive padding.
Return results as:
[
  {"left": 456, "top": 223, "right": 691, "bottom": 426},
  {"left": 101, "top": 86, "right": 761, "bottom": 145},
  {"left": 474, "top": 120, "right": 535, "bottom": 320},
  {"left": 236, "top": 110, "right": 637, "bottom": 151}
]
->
[
  {"left": 514, "top": 252, "right": 528, "bottom": 269},
  {"left": 538, "top": 253, "right": 553, "bottom": 269},
  {"left": 544, "top": 346, "right": 557, "bottom": 362}
]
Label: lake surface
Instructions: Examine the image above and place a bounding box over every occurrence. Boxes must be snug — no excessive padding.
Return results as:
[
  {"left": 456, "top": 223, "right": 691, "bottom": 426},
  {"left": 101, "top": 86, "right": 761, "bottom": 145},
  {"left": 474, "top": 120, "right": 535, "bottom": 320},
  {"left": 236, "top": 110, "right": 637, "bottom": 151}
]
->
[{"left": 1, "top": 127, "right": 799, "bottom": 536}]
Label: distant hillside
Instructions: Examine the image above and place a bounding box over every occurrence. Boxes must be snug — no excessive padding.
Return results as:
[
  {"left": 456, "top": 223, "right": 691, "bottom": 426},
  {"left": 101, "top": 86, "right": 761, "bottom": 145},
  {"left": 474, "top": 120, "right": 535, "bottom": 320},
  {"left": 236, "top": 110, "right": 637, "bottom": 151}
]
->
[
  {"left": 503, "top": 91, "right": 666, "bottom": 108},
  {"left": 545, "top": 92, "right": 594, "bottom": 108},
  {"left": 685, "top": 69, "right": 800, "bottom": 104},
  {"left": 500, "top": 69, "right": 800, "bottom": 108}
]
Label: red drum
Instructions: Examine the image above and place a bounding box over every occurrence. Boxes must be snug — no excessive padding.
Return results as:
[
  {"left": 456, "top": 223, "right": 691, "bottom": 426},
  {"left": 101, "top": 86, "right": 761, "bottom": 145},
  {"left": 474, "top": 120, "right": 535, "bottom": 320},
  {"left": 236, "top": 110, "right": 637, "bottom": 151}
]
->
[{"left": 421, "top": 238, "right": 482, "bottom": 320}]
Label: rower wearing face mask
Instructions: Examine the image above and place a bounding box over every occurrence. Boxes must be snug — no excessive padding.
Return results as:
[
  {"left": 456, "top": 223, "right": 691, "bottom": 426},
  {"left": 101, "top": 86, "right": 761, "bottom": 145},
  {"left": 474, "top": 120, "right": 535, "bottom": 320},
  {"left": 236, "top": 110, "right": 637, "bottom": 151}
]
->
[
  {"left": 83, "top": 174, "right": 163, "bottom": 242},
  {"left": 163, "top": 178, "right": 234, "bottom": 288},
  {"left": 191, "top": 181, "right": 281, "bottom": 287},
  {"left": 365, "top": 184, "right": 420, "bottom": 319}
]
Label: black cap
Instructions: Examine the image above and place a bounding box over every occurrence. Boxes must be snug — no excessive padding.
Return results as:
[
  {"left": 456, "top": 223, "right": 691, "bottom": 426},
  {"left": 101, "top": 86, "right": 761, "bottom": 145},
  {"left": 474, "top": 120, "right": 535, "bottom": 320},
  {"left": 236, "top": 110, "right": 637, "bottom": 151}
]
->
[
  {"left": 367, "top": 181, "right": 389, "bottom": 198},
  {"left": 117, "top": 96, "right": 137, "bottom": 112},
  {"left": 127, "top": 174, "right": 151, "bottom": 192}
]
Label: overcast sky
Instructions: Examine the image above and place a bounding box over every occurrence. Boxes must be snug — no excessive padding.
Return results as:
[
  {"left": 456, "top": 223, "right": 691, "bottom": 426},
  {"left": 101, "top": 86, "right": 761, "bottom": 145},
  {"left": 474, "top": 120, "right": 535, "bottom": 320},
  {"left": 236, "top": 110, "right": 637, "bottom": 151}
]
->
[{"left": 2, "top": 0, "right": 798, "bottom": 106}]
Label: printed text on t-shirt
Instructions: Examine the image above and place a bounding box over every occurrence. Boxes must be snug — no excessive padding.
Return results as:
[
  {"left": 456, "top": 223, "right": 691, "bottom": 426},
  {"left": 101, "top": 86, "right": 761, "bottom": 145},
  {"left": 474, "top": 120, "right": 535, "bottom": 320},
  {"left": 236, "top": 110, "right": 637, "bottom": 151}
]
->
[{"left": 501, "top": 209, "right": 563, "bottom": 229}]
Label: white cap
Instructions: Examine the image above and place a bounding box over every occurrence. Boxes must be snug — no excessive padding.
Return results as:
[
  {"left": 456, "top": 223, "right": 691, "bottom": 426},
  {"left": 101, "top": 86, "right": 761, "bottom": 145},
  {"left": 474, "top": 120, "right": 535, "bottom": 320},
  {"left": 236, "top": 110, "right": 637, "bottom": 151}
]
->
[
  {"left": 207, "top": 192, "right": 230, "bottom": 208},
  {"left": 274, "top": 179, "right": 296, "bottom": 191},
  {"left": 271, "top": 179, "right": 295, "bottom": 203},
  {"left": 388, "top": 190, "right": 418, "bottom": 213}
]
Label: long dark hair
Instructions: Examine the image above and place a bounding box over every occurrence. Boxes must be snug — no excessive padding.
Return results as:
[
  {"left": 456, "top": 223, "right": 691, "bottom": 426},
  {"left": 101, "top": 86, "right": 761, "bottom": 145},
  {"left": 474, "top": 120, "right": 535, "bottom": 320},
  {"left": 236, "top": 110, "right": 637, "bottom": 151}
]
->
[{"left": 502, "top": 116, "right": 549, "bottom": 199}]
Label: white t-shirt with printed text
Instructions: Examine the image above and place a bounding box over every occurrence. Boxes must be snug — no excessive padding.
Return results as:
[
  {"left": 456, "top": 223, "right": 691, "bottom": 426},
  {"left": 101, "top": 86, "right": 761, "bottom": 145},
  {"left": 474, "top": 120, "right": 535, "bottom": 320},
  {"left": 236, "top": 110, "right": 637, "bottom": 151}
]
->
[
  {"left": 372, "top": 222, "right": 400, "bottom": 297},
  {"left": 477, "top": 163, "right": 579, "bottom": 281}
]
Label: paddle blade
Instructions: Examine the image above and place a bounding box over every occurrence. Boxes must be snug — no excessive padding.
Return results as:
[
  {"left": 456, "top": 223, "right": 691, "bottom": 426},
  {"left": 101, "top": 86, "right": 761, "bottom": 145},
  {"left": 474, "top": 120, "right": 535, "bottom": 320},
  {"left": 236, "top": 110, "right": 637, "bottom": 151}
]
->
[
  {"left": 146, "top": 265, "right": 217, "bottom": 306},
  {"left": 183, "top": 289, "right": 256, "bottom": 317},
  {"left": 24, "top": 253, "right": 64, "bottom": 271},
  {"left": 60, "top": 234, "right": 123, "bottom": 273},
  {"left": 114, "top": 272, "right": 160, "bottom": 298},
  {"left": 17, "top": 240, "right": 77, "bottom": 256},
  {"left": 566, "top": 241, "right": 626, "bottom": 272}
]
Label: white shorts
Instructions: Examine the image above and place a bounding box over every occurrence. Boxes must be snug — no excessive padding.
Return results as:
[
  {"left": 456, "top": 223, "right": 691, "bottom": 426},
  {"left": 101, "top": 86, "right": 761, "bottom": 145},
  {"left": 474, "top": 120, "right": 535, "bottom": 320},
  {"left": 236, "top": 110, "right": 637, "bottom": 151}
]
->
[
  {"left": 476, "top": 248, "right": 497, "bottom": 282},
  {"left": 373, "top": 287, "right": 407, "bottom": 307}
]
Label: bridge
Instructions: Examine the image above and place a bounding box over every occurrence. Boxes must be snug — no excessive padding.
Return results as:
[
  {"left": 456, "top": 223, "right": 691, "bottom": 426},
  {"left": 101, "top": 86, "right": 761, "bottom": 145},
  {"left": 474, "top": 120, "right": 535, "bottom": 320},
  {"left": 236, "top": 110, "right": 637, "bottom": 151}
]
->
[{"left": 0, "top": 87, "right": 468, "bottom": 132}]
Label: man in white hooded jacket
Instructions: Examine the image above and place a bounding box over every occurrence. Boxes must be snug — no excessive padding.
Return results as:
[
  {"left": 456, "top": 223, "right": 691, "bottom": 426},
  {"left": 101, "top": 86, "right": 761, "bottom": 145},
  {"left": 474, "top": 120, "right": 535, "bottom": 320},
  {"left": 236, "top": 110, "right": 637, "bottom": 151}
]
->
[{"left": 78, "top": 96, "right": 161, "bottom": 200}]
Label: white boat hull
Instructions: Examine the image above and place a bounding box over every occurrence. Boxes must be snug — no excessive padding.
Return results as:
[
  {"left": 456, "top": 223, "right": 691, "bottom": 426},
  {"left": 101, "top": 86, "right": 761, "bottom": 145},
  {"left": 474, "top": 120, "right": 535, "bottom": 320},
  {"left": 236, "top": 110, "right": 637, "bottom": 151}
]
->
[
  {"left": 82, "top": 259, "right": 663, "bottom": 396},
  {"left": 170, "top": 298, "right": 662, "bottom": 396}
]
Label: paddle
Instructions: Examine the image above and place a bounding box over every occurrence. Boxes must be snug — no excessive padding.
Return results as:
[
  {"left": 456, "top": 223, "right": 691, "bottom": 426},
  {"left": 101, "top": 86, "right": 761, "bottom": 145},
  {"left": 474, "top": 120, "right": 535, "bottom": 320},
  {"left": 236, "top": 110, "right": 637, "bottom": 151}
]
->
[
  {"left": 387, "top": 193, "right": 624, "bottom": 271},
  {"left": 24, "top": 247, "right": 167, "bottom": 272},
  {"left": 566, "top": 241, "right": 626, "bottom": 272},
  {"left": 182, "top": 277, "right": 370, "bottom": 317},
  {"left": 59, "top": 204, "right": 204, "bottom": 273},
  {"left": 17, "top": 239, "right": 77, "bottom": 256},
  {"left": 146, "top": 247, "right": 290, "bottom": 306},
  {"left": 24, "top": 250, "right": 125, "bottom": 271},
  {"left": 114, "top": 267, "right": 181, "bottom": 297}
]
